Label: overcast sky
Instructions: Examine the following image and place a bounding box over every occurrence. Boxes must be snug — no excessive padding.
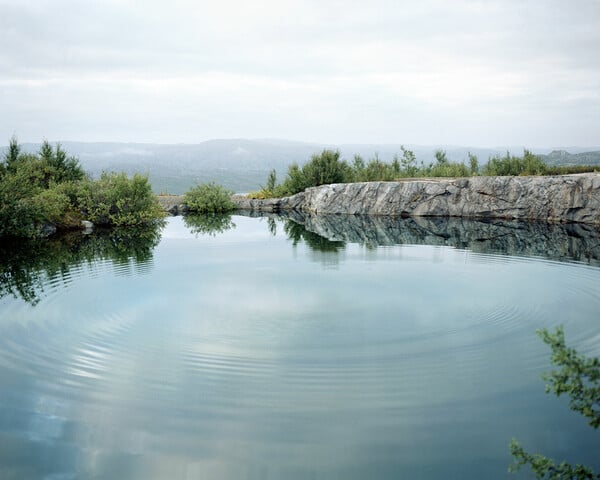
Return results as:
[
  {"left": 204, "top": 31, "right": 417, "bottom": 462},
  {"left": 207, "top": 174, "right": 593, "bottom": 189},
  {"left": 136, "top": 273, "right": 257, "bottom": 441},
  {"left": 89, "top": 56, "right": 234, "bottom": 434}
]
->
[{"left": 1, "top": 0, "right": 599, "bottom": 147}]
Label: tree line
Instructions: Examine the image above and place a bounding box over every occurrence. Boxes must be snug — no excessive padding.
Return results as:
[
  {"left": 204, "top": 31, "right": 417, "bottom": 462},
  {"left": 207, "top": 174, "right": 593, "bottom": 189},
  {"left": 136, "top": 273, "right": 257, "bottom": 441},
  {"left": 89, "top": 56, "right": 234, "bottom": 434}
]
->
[
  {"left": 250, "top": 148, "right": 599, "bottom": 199},
  {"left": 0, "top": 136, "right": 165, "bottom": 238}
]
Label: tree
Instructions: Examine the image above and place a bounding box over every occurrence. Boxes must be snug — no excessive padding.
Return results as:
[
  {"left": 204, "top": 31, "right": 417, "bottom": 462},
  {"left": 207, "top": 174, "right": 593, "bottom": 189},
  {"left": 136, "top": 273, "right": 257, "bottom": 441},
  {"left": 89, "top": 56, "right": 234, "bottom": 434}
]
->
[
  {"left": 468, "top": 152, "right": 479, "bottom": 175},
  {"left": 48, "top": 143, "right": 85, "bottom": 183},
  {"left": 510, "top": 326, "right": 600, "bottom": 479},
  {"left": 1, "top": 138, "right": 164, "bottom": 236},
  {"left": 434, "top": 149, "right": 448, "bottom": 165},
  {"left": 301, "top": 149, "right": 348, "bottom": 187},
  {"left": 265, "top": 169, "right": 277, "bottom": 194},
  {"left": 400, "top": 145, "right": 418, "bottom": 177},
  {"left": 276, "top": 149, "right": 350, "bottom": 196},
  {"left": 2, "top": 134, "right": 21, "bottom": 173}
]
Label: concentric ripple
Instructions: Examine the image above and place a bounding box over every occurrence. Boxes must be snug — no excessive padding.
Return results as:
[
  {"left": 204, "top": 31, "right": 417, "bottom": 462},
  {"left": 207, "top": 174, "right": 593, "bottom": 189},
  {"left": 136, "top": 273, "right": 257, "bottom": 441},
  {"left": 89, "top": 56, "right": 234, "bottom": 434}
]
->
[{"left": 0, "top": 215, "right": 599, "bottom": 480}]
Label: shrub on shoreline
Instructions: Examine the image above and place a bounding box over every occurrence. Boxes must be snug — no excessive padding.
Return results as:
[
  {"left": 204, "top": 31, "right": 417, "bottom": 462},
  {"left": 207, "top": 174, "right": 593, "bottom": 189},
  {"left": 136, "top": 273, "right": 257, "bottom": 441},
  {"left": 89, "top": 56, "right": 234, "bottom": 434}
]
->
[
  {"left": 0, "top": 137, "right": 165, "bottom": 238},
  {"left": 76, "top": 172, "right": 165, "bottom": 226},
  {"left": 183, "top": 182, "right": 236, "bottom": 213}
]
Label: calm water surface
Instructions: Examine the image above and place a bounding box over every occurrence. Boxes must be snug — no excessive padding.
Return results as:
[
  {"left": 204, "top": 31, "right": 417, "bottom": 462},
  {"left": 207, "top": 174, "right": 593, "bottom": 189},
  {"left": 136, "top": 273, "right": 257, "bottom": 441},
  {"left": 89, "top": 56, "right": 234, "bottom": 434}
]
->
[{"left": 0, "top": 214, "right": 599, "bottom": 479}]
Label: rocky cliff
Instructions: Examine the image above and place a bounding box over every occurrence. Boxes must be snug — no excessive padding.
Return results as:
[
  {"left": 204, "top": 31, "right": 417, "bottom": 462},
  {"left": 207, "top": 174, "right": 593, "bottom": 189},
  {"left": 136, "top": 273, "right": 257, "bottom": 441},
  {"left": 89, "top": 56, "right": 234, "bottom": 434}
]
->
[{"left": 233, "top": 174, "right": 600, "bottom": 225}]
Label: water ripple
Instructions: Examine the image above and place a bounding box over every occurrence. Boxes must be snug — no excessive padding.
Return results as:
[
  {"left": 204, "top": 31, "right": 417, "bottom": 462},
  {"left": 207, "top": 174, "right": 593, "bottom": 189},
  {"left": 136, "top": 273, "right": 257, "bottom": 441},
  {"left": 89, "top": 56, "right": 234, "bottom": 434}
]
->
[{"left": 1, "top": 218, "right": 599, "bottom": 480}]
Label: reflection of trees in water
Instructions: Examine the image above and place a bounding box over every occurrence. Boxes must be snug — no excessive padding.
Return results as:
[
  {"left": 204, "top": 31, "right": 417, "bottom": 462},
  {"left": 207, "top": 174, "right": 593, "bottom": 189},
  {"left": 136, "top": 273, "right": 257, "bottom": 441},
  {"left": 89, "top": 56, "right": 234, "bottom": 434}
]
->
[
  {"left": 267, "top": 217, "right": 277, "bottom": 237},
  {"left": 184, "top": 214, "right": 236, "bottom": 237},
  {"left": 277, "top": 213, "right": 600, "bottom": 266},
  {"left": 283, "top": 219, "right": 345, "bottom": 253},
  {"left": 0, "top": 223, "right": 163, "bottom": 306}
]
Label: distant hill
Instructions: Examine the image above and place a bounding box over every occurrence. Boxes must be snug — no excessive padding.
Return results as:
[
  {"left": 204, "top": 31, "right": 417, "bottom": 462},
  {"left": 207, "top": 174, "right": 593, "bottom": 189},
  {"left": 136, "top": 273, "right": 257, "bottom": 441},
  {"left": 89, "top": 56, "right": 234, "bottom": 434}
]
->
[
  {"left": 2, "top": 139, "right": 599, "bottom": 194},
  {"left": 539, "top": 150, "right": 600, "bottom": 167},
  {"left": 7, "top": 139, "right": 323, "bottom": 194}
]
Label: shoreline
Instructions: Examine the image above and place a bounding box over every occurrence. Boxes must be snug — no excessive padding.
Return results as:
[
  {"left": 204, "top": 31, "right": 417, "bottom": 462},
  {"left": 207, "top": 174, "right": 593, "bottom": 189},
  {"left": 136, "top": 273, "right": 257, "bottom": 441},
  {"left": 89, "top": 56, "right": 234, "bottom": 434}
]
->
[{"left": 158, "top": 173, "right": 600, "bottom": 226}]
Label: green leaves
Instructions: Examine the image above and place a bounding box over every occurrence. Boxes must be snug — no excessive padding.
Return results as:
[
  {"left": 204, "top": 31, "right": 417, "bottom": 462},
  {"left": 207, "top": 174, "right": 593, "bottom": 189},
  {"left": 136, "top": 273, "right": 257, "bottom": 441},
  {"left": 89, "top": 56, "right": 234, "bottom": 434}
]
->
[
  {"left": 0, "top": 138, "right": 164, "bottom": 237},
  {"left": 273, "top": 150, "right": 350, "bottom": 196},
  {"left": 538, "top": 326, "right": 600, "bottom": 429},
  {"left": 509, "top": 438, "right": 598, "bottom": 479},
  {"left": 183, "top": 182, "right": 236, "bottom": 214},
  {"left": 509, "top": 327, "right": 600, "bottom": 479},
  {"left": 76, "top": 172, "right": 165, "bottom": 226},
  {"left": 483, "top": 150, "right": 548, "bottom": 176}
]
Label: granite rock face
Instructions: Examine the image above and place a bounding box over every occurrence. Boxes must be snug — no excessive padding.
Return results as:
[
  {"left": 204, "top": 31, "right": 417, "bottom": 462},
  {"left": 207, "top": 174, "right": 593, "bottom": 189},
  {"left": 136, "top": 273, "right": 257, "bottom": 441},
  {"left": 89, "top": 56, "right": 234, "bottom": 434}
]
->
[
  {"left": 234, "top": 174, "right": 600, "bottom": 225},
  {"left": 231, "top": 193, "right": 306, "bottom": 213},
  {"left": 156, "top": 195, "right": 187, "bottom": 216}
]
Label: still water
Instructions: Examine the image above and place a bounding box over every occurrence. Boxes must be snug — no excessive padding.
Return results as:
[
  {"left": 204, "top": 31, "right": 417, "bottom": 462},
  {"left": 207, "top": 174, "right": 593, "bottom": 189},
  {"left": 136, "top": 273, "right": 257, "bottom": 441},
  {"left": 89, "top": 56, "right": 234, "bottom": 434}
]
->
[{"left": 1, "top": 214, "right": 599, "bottom": 479}]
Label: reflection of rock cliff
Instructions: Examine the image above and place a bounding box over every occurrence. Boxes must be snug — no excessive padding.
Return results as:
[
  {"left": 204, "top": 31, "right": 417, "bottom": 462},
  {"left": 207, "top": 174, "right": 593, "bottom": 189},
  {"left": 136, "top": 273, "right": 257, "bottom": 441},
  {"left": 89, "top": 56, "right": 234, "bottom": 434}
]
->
[
  {"left": 273, "top": 212, "right": 600, "bottom": 266},
  {"left": 234, "top": 174, "right": 600, "bottom": 225}
]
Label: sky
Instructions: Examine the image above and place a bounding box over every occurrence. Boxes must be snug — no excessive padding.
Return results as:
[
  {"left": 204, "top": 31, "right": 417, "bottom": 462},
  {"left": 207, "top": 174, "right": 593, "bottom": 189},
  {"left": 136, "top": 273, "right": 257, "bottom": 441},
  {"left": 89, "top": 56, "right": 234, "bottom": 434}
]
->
[{"left": 1, "top": 0, "right": 599, "bottom": 147}]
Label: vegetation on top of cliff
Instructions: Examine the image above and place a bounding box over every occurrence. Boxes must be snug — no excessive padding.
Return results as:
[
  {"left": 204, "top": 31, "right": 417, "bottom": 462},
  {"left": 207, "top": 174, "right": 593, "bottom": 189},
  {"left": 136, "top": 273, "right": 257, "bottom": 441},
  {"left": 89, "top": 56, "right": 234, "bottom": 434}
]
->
[
  {"left": 0, "top": 136, "right": 165, "bottom": 238},
  {"left": 249, "top": 148, "right": 599, "bottom": 199}
]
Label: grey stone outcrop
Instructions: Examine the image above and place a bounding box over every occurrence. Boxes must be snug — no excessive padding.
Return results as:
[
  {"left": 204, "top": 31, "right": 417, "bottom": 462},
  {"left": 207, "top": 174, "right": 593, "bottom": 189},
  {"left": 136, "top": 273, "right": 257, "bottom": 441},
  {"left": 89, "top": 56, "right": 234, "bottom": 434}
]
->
[
  {"left": 233, "top": 174, "right": 600, "bottom": 225},
  {"left": 231, "top": 193, "right": 306, "bottom": 212},
  {"left": 156, "top": 195, "right": 187, "bottom": 216}
]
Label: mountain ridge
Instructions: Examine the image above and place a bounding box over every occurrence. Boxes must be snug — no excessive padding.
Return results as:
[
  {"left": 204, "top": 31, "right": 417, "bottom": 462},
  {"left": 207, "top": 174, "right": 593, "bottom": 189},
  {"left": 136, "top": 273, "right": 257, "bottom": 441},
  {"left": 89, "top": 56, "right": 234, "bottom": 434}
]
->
[{"left": 2, "top": 139, "right": 599, "bottom": 194}]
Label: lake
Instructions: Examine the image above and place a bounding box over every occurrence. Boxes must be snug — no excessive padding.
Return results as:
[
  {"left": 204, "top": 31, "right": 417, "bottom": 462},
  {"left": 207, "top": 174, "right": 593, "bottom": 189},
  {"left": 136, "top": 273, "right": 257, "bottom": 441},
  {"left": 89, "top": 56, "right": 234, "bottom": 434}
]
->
[{"left": 1, "top": 214, "right": 599, "bottom": 479}]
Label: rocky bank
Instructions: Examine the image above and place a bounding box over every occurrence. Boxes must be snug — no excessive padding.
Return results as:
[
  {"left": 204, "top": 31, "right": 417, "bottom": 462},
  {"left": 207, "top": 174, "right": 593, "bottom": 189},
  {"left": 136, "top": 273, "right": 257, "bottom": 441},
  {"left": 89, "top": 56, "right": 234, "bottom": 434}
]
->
[{"left": 232, "top": 174, "right": 600, "bottom": 225}]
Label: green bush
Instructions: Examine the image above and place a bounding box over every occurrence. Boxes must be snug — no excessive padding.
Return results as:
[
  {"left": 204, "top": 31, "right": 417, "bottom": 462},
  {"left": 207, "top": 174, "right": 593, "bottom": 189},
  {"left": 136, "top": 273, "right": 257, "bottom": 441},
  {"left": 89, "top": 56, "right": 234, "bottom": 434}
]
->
[
  {"left": 420, "top": 149, "right": 471, "bottom": 177},
  {"left": 183, "top": 182, "right": 236, "bottom": 213},
  {"left": 0, "top": 138, "right": 164, "bottom": 237},
  {"left": 276, "top": 163, "right": 307, "bottom": 196},
  {"left": 427, "top": 161, "right": 471, "bottom": 177},
  {"left": 301, "top": 149, "right": 349, "bottom": 187},
  {"left": 0, "top": 146, "right": 75, "bottom": 237},
  {"left": 483, "top": 150, "right": 547, "bottom": 176},
  {"left": 353, "top": 156, "right": 397, "bottom": 182},
  {"left": 277, "top": 150, "right": 350, "bottom": 196},
  {"left": 0, "top": 185, "right": 69, "bottom": 237},
  {"left": 76, "top": 172, "right": 164, "bottom": 226}
]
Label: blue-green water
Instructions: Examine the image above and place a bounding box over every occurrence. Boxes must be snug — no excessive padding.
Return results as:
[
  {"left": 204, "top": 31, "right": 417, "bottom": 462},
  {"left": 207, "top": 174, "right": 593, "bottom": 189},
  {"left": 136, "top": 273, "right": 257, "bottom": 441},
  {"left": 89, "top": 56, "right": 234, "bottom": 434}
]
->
[{"left": 0, "top": 214, "right": 599, "bottom": 479}]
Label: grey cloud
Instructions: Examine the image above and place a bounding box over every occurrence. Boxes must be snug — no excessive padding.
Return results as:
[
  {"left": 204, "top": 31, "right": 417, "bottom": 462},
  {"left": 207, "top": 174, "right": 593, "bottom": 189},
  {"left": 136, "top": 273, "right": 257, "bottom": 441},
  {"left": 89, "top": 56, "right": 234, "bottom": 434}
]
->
[{"left": 0, "top": 0, "right": 598, "bottom": 146}]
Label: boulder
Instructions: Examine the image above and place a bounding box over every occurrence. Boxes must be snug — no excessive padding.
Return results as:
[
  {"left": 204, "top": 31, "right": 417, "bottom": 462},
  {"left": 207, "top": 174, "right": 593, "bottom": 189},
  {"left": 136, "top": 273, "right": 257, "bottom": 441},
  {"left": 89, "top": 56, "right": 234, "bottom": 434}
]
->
[
  {"left": 234, "top": 174, "right": 600, "bottom": 225},
  {"left": 302, "top": 175, "right": 600, "bottom": 225}
]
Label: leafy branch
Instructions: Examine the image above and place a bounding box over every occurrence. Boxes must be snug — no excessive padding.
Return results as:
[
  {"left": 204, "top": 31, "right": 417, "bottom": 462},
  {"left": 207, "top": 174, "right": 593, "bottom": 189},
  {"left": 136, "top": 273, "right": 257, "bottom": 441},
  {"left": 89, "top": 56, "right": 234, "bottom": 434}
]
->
[{"left": 509, "top": 326, "right": 600, "bottom": 479}]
